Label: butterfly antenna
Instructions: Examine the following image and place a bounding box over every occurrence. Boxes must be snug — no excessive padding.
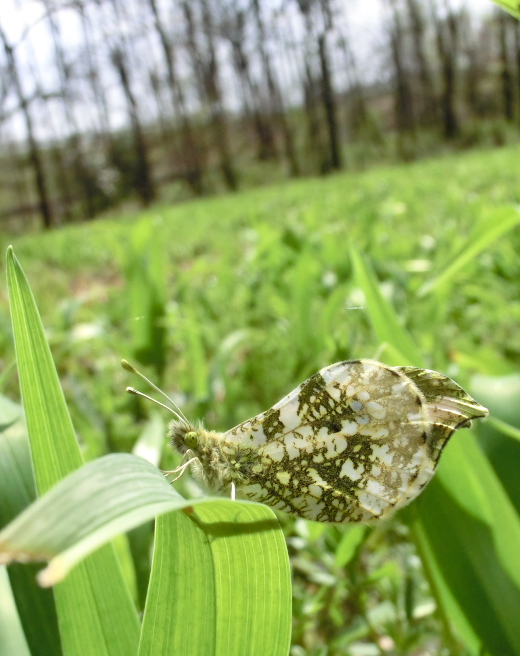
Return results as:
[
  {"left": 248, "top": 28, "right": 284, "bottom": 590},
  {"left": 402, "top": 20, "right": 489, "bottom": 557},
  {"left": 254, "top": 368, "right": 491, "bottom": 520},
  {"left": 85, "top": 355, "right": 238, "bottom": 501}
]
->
[
  {"left": 125, "top": 387, "right": 187, "bottom": 423},
  {"left": 122, "top": 359, "right": 190, "bottom": 425}
]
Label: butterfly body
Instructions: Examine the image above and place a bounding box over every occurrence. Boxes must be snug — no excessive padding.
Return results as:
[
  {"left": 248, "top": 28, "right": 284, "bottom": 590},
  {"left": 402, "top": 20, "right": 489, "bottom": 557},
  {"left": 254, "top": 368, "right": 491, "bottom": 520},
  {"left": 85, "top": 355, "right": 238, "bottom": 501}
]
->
[{"left": 167, "top": 359, "right": 488, "bottom": 523}]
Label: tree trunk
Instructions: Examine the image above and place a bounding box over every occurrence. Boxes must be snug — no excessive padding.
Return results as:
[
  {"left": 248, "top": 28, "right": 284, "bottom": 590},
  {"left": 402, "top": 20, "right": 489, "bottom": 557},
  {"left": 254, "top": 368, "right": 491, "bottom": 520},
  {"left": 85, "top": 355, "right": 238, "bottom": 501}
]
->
[
  {"left": 317, "top": 33, "right": 342, "bottom": 170},
  {"left": 516, "top": 22, "right": 520, "bottom": 121},
  {"left": 221, "top": 7, "right": 277, "bottom": 162},
  {"left": 497, "top": 10, "right": 514, "bottom": 121},
  {"left": 387, "top": 0, "right": 416, "bottom": 157},
  {"left": 147, "top": 0, "right": 205, "bottom": 194},
  {"left": 183, "top": 0, "right": 238, "bottom": 191},
  {"left": 42, "top": 0, "right": 104, "bottom": 220},
  {"left": 406, "top": 0, "right": 438, "bottom": 126},
  {"left": 252, "top": 0, "right": 300, "bottom": 176},
  {"left": 110, "top": 47, "right": 155, "bottom": 205},
  {"left": 0, "top": 25, "right": 53, "bottom": 229},
  {"left": 432, "top": 0, "right": 460, "bottom": 140}
]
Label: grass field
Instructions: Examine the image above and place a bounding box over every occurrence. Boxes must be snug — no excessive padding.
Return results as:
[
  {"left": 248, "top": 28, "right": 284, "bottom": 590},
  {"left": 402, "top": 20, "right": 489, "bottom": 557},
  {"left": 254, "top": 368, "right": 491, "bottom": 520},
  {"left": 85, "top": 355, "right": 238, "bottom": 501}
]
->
[{"left": 1, "top": 143, "right": 520, "bottom": 655}]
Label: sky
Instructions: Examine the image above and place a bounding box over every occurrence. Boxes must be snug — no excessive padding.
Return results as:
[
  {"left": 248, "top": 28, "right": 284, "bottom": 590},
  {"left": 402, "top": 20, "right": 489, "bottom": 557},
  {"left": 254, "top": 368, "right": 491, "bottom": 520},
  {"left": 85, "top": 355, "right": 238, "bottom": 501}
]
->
[{"left": 0, "top": 0, "right": 497, "bottom": 141}]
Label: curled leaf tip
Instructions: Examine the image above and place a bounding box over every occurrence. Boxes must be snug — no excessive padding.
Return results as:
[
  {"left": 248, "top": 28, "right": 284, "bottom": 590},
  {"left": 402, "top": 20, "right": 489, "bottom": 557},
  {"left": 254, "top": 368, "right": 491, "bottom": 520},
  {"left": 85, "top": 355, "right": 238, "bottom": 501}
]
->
[{"left": 37, "top": 559, "right": 67, "bottom": 588}]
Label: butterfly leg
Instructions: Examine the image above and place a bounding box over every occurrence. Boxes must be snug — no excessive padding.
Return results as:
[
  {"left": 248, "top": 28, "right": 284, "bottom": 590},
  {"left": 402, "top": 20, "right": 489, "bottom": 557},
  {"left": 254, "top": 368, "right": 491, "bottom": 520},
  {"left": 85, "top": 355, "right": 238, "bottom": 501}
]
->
[
  {"left": 168, "top": 457, "right": 201, "bottom": 482},
  {"left": 163, "top": 449, "right": 200, "bottom": 482}
]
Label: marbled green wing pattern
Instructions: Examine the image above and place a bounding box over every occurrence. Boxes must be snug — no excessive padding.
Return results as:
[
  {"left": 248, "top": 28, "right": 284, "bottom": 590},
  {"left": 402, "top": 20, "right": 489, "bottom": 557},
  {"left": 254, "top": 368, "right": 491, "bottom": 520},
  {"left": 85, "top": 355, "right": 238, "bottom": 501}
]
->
[{"left": 221, "top": 360, "right": 488, "bottom": 523}]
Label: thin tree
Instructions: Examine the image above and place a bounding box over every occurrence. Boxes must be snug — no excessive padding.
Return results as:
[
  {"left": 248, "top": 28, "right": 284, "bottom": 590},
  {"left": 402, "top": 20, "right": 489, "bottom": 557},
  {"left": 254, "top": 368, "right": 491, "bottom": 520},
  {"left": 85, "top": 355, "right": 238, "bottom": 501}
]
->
[
  {"left": 497, "top": 9, "right": 514, "bottom": 121},
  {"left": 431, "top": 0, "right": 460, "bottom": 139},
  {"left": 335, "top": 18, "right": 370, "bottom": 143},
  {"left": 220, "top": 4, "right": 277, "bottom": 162},
  {"left": 42, "top": 0, "right": 103, "bottom": 219},
  {"left": 405, "top": 0, "right": 438, "bottom": 126},
  {"left": 317, "top": 29, "right": 342, "bottom": 170},
  {"left": 183, "top": 0, "right": 238, "bottom": 191},
  {"left": 0, "top": 23, "right": 53, "bottom": 229},
  {"left": 110, "top": 47, "right": 155, "bottom": 205},
  {"left": 146, "top": 0, "right": 205, "bottom": 194},
  {"left": 294, "top": 0, "right": 334, "bottom": 173},
  {"left": 515, "top": 20, "right": 520, "bottom": 120},
  {"left": 251, "top": 0, "right": 300, "bottom": 176},
  {"left": 386, "top": 0, "right": 416, "bottom": 156},
  {"left": 459, "top": 9, "right": 484, "bottom": 118}
]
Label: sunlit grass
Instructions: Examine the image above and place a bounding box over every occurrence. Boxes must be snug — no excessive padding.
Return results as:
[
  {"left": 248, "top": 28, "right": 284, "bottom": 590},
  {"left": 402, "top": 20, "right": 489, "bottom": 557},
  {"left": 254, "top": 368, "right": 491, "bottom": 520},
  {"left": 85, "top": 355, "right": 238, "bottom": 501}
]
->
[{"left": 1, "top": 143, "right": 520, "bottom": 655}]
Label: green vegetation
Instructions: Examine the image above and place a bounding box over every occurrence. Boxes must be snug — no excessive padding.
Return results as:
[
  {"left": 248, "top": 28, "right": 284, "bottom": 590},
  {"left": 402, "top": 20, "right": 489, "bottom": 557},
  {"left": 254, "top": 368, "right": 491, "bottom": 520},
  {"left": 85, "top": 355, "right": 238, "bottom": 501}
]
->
[{"left": 1, "top": 144, "right": 520, "bottom": 655}]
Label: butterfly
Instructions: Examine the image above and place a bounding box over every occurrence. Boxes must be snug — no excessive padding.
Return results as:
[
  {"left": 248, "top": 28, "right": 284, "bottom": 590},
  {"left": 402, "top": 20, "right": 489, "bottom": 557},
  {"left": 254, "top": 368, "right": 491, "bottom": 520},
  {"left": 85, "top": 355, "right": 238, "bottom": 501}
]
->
[{"left": 123, "top": 359, "right": 488, "bottom": 523}]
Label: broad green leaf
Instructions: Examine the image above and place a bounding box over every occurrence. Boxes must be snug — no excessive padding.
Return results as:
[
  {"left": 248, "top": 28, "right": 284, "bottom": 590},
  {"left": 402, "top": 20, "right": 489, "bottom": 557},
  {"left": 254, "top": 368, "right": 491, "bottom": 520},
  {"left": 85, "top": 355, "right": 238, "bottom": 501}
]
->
[
  {"left": 0, "top": 414, "right": 61, "bottom": 656},
  {"left": 0, "top": 452, "right": 291, "bottom": 656},
  {"left": 0, "top": 454, "right": 286, "bottom": 583},
  {"left": 140, "top": 504, "right": 291, "bottom": 656},
  {"left": 411, "top": 436, "right": 520, "bottom": 656},
  {"left": 350, "top": 246, "right": 422, "bottom": 366},
  {"left": 6, "top": 247, "right": 140, "bottom": 656},
  {"left": 471, "top": 374, "right": 520, "bottom": 516},
  {"left": 418, "top": 205, "right": 520, "bottom": 296},
  {"left": 410, "top": 521, "right": 480, "bottom": 653},
  {"left": 0, "top": 454, "right": 187, "bottom": 582}
]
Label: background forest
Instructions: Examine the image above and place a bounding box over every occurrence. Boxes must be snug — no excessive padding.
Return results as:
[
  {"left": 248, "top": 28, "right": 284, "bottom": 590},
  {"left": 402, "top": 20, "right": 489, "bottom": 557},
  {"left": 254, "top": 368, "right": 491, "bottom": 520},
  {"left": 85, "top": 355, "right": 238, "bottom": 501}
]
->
[{"left": 1, "top": 0, "right": 520, "bottom": 230}]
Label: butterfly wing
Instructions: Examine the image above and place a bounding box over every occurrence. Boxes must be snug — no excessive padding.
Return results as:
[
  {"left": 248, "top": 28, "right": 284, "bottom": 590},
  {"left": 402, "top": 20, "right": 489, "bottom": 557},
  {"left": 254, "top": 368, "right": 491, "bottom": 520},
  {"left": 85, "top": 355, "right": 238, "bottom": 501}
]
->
[{"left": 221, "top": 359, "right": 487, "bottom": 523}]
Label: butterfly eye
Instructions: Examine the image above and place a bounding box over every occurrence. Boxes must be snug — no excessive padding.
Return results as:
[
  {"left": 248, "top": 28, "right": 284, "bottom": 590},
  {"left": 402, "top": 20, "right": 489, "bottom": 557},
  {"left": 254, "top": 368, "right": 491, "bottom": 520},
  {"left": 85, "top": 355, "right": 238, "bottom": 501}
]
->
[{"left": 184, "top": 431, "right": 199, "bottom": 449}]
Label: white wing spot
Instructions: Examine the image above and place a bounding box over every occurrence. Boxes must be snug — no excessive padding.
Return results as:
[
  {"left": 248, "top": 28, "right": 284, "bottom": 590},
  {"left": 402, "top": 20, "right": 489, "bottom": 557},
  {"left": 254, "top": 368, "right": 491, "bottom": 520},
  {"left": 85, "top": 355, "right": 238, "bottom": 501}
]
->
[
  {"left": 309, "top": 484, "right": 323, "bottom": 497},
  {"left": 276, "top": 471, "right": 291, "bottom": 485},
  {"left": 340, "top": 459, "right": 364, "bottom": 480}
]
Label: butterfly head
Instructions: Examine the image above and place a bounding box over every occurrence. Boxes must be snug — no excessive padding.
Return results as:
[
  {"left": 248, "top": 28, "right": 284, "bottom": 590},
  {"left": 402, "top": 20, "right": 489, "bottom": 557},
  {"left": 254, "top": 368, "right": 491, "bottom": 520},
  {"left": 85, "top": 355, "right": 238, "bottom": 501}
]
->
[{"left": 167, "top": 420, "right": 202, "bottom": 455}]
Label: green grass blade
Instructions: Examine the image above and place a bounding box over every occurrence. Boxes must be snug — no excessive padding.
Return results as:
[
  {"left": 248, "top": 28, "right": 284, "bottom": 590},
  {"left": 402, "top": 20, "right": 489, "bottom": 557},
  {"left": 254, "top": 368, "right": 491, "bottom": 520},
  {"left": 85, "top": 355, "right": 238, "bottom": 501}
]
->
[
  {"left": 350, "top": 246, "right": 423, "bottom": 365},
  {"left": 0, "top": 414, "right": 61, "bottom": 656},
  {"left": 487, "top": 416, "right": 520, "bottom": 443},
  {"left": 335, "top": 525, "right": 367, "bottom": 569},
  {"left": 124, "top": 219, "right": 168, "bottom": 378},
  {"left": 0, "top": 566, "right": 31, "bottom": 656},
  {"left": 6, "top": 247, "right": 140, "bottom": 656},
  {"left": 140, "top": 503, "right": 291, "bottom": 656},
  {"left": 418, "top": 205, "right": 520, "bottom": 297}
]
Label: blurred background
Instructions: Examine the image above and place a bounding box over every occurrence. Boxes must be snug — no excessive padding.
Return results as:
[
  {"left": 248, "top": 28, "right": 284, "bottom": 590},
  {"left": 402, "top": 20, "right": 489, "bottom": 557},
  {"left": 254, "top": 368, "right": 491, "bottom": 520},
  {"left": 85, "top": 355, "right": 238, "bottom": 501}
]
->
[
  {"left": 0, "top": 0, "right": 519, "bottom": 230},
  {"left": 1, "top": 1, "right": 520, "bottom": 655}
]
